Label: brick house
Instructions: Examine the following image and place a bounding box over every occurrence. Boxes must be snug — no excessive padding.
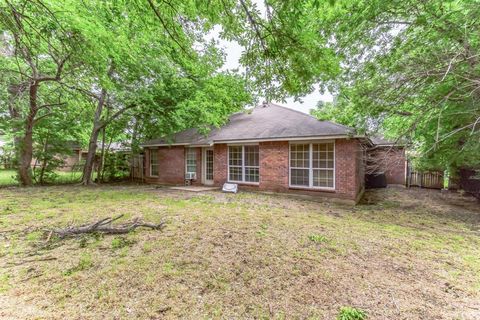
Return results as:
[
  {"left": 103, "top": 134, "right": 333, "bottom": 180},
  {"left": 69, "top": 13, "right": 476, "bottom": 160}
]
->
[{"left": 141, "top": 103, "right": 368, "bottom": 203}]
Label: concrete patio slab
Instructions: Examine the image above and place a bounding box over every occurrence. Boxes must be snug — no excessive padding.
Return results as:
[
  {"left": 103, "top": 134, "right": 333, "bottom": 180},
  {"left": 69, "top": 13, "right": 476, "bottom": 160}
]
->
[{"left": 169, "top": 186, "right": 219, "bottom": 192}]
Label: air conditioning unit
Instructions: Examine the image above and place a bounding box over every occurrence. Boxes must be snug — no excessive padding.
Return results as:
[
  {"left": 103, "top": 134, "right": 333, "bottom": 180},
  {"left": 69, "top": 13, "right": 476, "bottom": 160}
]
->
[{"left": 185, "top": 172, "right": 196, "bottom": 180}]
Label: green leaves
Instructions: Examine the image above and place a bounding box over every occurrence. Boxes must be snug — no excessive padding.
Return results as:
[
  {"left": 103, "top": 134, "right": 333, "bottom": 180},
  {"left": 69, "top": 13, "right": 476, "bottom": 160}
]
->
[{"left": 312, "top": 0, "right": 480, "bottom": 171}]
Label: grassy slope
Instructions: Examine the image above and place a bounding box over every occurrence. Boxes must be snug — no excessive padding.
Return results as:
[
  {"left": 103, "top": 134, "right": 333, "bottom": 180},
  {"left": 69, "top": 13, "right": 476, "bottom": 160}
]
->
[{"left": 0, "top": 186, "right": 479, "bottom": 319}]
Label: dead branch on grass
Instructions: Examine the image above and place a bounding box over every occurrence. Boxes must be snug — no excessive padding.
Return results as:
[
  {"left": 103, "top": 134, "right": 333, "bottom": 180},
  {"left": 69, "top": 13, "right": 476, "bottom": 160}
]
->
[
  {"left": 47, "top": 214, "right": 166, "bottom": 239},
  {"left": 6, "top": 256, "right": 57, "bottom": 267}
]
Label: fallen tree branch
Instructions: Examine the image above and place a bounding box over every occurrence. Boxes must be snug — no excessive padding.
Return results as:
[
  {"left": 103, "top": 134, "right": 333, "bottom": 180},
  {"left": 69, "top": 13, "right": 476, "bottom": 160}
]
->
[
  {"left": 47, "top": 214, "right": 166, "bottom": 238},
  {"left": 6, "top": 256, "right": 57, "bottom": 267}
]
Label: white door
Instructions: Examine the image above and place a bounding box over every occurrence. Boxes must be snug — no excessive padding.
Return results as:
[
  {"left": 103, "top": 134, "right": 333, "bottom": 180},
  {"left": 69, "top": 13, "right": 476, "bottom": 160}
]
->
[{"left": 203, "top": 148, "right": 214, "bottom": 185}]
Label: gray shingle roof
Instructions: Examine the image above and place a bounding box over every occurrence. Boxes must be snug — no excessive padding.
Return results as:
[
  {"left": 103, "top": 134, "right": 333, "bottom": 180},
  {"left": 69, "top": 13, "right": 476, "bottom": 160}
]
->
[
  {"left": 369, "top": 135, "right": 405, "bottom": 147},
  {"left": 141, "top": 103, "right": 355, "bottom": 146}
]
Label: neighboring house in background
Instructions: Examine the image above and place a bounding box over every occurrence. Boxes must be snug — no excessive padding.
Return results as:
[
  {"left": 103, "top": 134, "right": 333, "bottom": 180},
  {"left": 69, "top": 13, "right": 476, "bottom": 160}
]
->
[
  {"left": 31, "top": 141, "right": 85, "bottom": 171},
  {"left": 31, "top": 141, "right": 131, "bottom": 172},
  {"left": 62, "top": 142, "right": 84, "bottom": 170},
  {"left": 368, "top": 136, "right": 407, "bottom": 186},
  {"left": 141, "top": 103, "right": 369, "bottom": 204}
]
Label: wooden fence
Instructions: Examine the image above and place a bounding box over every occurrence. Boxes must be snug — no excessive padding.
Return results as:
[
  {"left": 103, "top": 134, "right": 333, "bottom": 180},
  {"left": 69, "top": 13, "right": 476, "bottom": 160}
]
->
[{"left": 408, "top": 171, "right": 443, "bottom": 189}]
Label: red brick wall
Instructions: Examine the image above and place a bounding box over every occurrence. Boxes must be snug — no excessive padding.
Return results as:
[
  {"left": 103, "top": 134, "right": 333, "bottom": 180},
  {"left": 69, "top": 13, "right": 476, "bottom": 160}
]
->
[
  {"left": 213, "top": 144, "right": 228, "bottom": 185},
  {"left": 144, "top": 146, "right": 185, "bottom": 184},
  {"left": 211, "top": 139, "right": 363, "bottom": 201},
  {"left": 144, "top": 139, "right": 365, "bottom": 202},
  {"left": 334, "top": 139, "right": 363, "bottom": 200},
  {"left": 259, "top": 141, "right": 289, "bottom": 192}
]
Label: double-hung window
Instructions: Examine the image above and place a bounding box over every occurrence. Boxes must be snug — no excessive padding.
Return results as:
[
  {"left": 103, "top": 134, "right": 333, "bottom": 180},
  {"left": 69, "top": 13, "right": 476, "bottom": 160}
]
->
[
  {"left": 186, "top": 148, "right": 196, "bottom": 173},
  {"left": 290, "top": 142, "right": 334, "bottom": 189},
  {"left": 228, "top": 145, "right": 259, "bottom": 183},
  {"left": 150, "top": 149, "right": 159, "bottom": 176}
]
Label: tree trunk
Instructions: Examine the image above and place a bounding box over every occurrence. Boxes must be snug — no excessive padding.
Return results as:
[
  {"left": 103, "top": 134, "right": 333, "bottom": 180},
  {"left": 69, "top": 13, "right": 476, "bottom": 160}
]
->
[
  {"left": 97, "top": 127, "right": 106, "bottom": 183},
  {"left": 18, "top": 83, "right": 39, "bottom": 186},
  {"left": 82, "top": 128, "right": 101, "bottom": 184},
  {"left": 97, "top": 97, "right": 110, "bottom": 183},
  {"left": 130, "top": 117, "right": 139, "bottom": 180},
  {"left": 81, "top": 88, "right": 107, "bottom": 185},
  {"left": 39, "top": 136, "right": 49, "bottom": 185}
]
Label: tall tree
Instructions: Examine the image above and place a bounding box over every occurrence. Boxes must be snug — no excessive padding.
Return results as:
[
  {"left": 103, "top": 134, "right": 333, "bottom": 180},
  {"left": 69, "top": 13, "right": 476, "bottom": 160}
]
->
[
  {"left": 310, "top": 0, "right": 480, "bottom": 171},
  {"left": 0, "top": 0, "right": 79, "bottom": 186},
  {"left": 1, "top": 0, "right": 346, "bottom": 186},
  {"left": 58, "top": 0, "right": 255, "bottom": 184}
]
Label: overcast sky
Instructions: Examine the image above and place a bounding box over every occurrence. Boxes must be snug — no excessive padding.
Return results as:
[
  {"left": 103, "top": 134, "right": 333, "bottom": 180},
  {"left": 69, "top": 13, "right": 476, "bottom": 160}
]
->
[{"left": 208, "top": 23, "right": 333, "bottom": 115}]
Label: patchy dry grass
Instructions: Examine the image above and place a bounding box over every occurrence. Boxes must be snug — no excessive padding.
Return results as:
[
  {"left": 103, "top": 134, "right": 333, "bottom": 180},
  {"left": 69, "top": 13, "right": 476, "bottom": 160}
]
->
[{"left": 0, "top": 185, "right": 479, "bottom": 319}]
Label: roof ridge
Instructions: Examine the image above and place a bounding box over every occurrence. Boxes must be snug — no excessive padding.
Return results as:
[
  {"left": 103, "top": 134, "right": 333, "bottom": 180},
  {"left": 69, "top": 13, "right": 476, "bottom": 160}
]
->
[
  {"left": 265, "top": 102, "right": 354, "bottom": 131},
  {"left": 141, "top": 102, "right": 356, "bottom": 146}
]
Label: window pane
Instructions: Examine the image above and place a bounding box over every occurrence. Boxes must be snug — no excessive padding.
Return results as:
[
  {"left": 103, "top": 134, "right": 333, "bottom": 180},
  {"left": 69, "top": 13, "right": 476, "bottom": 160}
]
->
[
  {"left": 150, "top": 149, "right": 159, "bottom": 176},
  {"left": 229, "top": 146, "right": 242, "bottom": 181},
  {"left": 206, "top": 150, "right": 213, "bottom": 180},
  {"left": 290, "top": 144, "right": 309, "bottom": 168},
  {"left": 229, "top": 146, "right": 242, "bottom": 166},
  {"left": 229, "top": 166, "right": 242, "bottom": 181},
  {"left": 228, "top": 145, "right": 259, "bottom": 183},
  {"left": 186, "top": 148, "right": 196, "bottom": 173},
  {"left": 313, "top": 169, "right": 334, "bottom": 188},
  {"left": 150, "top": 150, "right": 158, "bottom": 164},
  {"left": 245, "top": 167, "right": 259, "bottom": 182},
  {"left": 290, "top": 168, "right": 309, "bottom": 186},
  {"left": 312, "top": 143, "right": 334, "bottom": 169},
  {"left": 244, "top": 145, "right": 259, "bottom": 166},
  {"left": 327, "top": 158, "right": 334, "bottom": 169}
]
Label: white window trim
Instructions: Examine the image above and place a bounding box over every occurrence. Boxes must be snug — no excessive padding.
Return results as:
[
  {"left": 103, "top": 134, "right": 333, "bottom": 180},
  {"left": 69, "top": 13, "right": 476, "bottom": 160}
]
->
[
  {"left": 227, "top": 144, "right": 260, "bottom": 185},
  {"left": 149, "top": 149, "right": 159, "bottom": 177},
  {"left": 289, "top": 141, "right": 335, "bottom": 190},
  {"left": 185, "top": 147, "right": 197, "bottom": 174}
]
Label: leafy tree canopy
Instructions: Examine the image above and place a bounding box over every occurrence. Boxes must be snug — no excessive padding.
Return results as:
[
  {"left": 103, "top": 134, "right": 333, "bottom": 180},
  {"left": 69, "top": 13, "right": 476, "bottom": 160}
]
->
[
  {"left": 310, "top": 0, "right": 480, "bottom": 171},
  {"left": 0, "top": 0, "right": 343, "bottom": 185}
]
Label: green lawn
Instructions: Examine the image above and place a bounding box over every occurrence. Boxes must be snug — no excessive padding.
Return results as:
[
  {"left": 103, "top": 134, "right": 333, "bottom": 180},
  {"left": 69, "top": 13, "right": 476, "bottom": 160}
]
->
[
  {"left": 0, "top": 169, "right": 16, "bottom": 186},
  {"left": 0, "top": 185, "right": 479, "bottom": 319},
  {"left": 0, "top": 169, "right": 83, "bottom": 186}
]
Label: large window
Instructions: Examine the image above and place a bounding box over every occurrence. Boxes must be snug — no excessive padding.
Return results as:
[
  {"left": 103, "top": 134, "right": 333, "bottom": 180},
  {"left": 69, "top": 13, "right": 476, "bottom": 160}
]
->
[
  {"left": 228, "top": 145, "right": 259, "bottom": 183},
  {"left": 290, "top": 142, "right": 334, "bottom": 188},
  {"left": 150, "top": 149, "right": 159, "bottom": 176},
  {"left": 186, "top": 148, "right": 196, "bottom": 173}
]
